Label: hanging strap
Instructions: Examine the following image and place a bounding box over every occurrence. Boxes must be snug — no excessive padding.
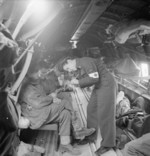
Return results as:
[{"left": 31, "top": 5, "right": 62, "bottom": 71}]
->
[
  {"left": 12, "top": 1, "right": 35, "bottom": 39},
  {"left": 10, "top": 1, "right": 63, "bottom": 95},
  {"left": 10, "top": 32, "right": 42, "bottom": 95}
]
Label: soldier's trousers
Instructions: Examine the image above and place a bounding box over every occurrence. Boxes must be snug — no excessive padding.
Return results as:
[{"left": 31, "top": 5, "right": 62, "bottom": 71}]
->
[{"left": 44, "top": 102, "right": 71, "bottom": 136}]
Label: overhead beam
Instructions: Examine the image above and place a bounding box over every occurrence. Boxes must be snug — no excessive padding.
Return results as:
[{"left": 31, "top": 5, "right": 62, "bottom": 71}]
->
[{"left": 71, "top": 0, "right": 112, "bottom": 42}]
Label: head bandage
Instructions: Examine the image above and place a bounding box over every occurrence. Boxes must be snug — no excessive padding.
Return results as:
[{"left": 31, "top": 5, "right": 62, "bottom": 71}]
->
[{"left": 88, "top": 72, "right": 99, "bottom": 78}]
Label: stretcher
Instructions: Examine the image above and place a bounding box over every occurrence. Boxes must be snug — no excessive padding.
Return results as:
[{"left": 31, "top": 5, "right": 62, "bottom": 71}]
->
[{"left": 72, "top": 87, "right": 118, "bottom": 156}]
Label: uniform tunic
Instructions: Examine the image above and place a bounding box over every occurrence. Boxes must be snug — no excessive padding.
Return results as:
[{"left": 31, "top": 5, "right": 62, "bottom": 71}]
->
[
  {"left": 76, "top": 57, "right": 117, "bottom": 147},
  {"left": 19, "top": 78, "right": 71, "bottom": 136},
  {"left": 19, "top": 79, "right": 54, "bottom": 129},
  {"left": 41, "top": 72, "right": 74, "bottom": 112}
]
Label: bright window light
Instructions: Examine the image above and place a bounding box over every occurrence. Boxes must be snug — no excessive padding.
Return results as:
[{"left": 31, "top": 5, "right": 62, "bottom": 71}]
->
[
  {"left": 70, "top": 40, "right": 78, "bottom": 49},
  {"left": 140, "top": 63, "right": 149, "bottom": 77},
  {"left": 29, "top": 0, "right": 50, "bottom": 19}
]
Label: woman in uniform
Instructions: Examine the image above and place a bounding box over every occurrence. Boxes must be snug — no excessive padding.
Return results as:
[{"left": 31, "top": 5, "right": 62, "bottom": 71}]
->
[{"left": 58, "top": 57, "right": 117, "bottom": 155}]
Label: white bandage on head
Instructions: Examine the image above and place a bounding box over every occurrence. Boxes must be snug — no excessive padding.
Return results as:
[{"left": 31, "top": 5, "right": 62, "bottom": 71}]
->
[{"left": 88, "top": 72, "right": 99, "bottom": 78}]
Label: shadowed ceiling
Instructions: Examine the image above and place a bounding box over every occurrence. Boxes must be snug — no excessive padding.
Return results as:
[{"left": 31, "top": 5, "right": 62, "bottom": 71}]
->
[{"left": 1, "top": 0, "right": 150, "bottom": 61}]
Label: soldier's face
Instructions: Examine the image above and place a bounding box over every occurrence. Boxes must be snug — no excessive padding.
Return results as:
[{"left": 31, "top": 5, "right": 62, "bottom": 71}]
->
[{"left": 63, "top": 60, "right": 76, "bottom": 72}]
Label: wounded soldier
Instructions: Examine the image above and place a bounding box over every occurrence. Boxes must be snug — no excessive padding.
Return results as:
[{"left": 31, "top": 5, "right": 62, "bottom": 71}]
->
[
  {"left": 40, "top": 68, "right": 94, "bottom": 139},
  {"left": 122, "top": 97, "right": 150, "bottom": 156},
  {"left": 18, "top": 66, "right": 95, "bottom": 155}
]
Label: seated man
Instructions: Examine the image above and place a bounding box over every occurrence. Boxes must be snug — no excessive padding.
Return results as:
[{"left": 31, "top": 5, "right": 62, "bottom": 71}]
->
[
  {"left": 40, "top": 67, "right": 95, "bottom": 139},
  {"left": 19, "top": 66, "right": 94, "bottom": 155},
  {"left": 19, "top": 66, "right": 81, "bottom": 155}
]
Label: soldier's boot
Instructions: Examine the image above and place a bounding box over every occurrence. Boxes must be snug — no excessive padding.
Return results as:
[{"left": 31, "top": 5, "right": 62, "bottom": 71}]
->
[
  {"left": 59, "top": 136, "right": 81, "bottom": 155},
  {"left": 74, "top": 127, "right": 95, "bottom": 138},
  {"left": 59, "top": 144, "right": 81, "bottom": 155}
]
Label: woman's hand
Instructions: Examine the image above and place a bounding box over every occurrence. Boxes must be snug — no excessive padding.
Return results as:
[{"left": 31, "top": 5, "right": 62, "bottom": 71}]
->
[
  {"left": 66, "top": 83, "right": 76, "bottom": 90},
  {"left": 50, "top": 92, "right": 57, "bottom": 99},
  {"left": 70, "top": 78, "right": 79, "bottom": 85}
]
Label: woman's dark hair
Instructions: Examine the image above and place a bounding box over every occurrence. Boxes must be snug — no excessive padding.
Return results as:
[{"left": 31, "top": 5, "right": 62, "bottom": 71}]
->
[{"left": 56, "top": 56, "right": 75, "bottom": 72}]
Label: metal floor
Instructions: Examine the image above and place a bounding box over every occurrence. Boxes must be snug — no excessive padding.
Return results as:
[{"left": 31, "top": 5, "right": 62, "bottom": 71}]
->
[{"left": 32, "top": 88, "right": 121, "bottom": 156}]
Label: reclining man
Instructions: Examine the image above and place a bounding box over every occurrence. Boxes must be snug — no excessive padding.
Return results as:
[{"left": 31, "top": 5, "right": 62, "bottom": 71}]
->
[
  {"left": 18, "top": 65, "right": 95, "bottom": 155},
  {"left": 122, "top": 96, "right": 150, "bottom": 156}
]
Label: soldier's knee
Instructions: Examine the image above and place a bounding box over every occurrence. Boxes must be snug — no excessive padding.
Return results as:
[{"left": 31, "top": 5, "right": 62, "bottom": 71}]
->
[
  {"left": 124, "top": 142, "right": 130, "bottom": 151},
  {"left": 60, "top": 109, "right": 71, "bottom": 119},
  {"left": 124, "top": 141, "right": 135, "bottom": 155}
]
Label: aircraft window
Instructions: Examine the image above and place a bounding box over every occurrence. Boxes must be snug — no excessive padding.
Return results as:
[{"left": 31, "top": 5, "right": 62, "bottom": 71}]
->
[
  {"left": 138, "top": 63, "right": 149, "bottom": 89},
  {"left": 28, "top": 0, "right": 50, "bottom": 20},
  {"left": 140, "top": 63, "right": 149, "bottom": 77}
]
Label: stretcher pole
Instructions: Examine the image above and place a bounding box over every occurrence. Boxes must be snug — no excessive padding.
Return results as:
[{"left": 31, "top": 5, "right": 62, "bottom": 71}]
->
[
  {"left": 74, "top": 88, "right": 98, "bottom": 154},
  {"left": 82, "top": 88, "right": 90, "bottom": 101},
  {"left": 73, "top": 88, "right": 86, "bottom": 127}
]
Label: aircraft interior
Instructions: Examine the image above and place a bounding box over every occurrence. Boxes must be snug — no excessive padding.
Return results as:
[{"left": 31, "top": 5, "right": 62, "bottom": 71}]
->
[{"left": 1, "top": 0, "right": 150, "bottom": 156}]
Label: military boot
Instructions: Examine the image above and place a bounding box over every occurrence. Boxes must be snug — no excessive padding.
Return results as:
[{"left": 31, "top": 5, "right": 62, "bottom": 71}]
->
[
  {"left": 74, "top": 127, "right": 95, "bottom": 139},
  {"left": 59, "top": 144, "right": 81, "bottom": 155}
]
